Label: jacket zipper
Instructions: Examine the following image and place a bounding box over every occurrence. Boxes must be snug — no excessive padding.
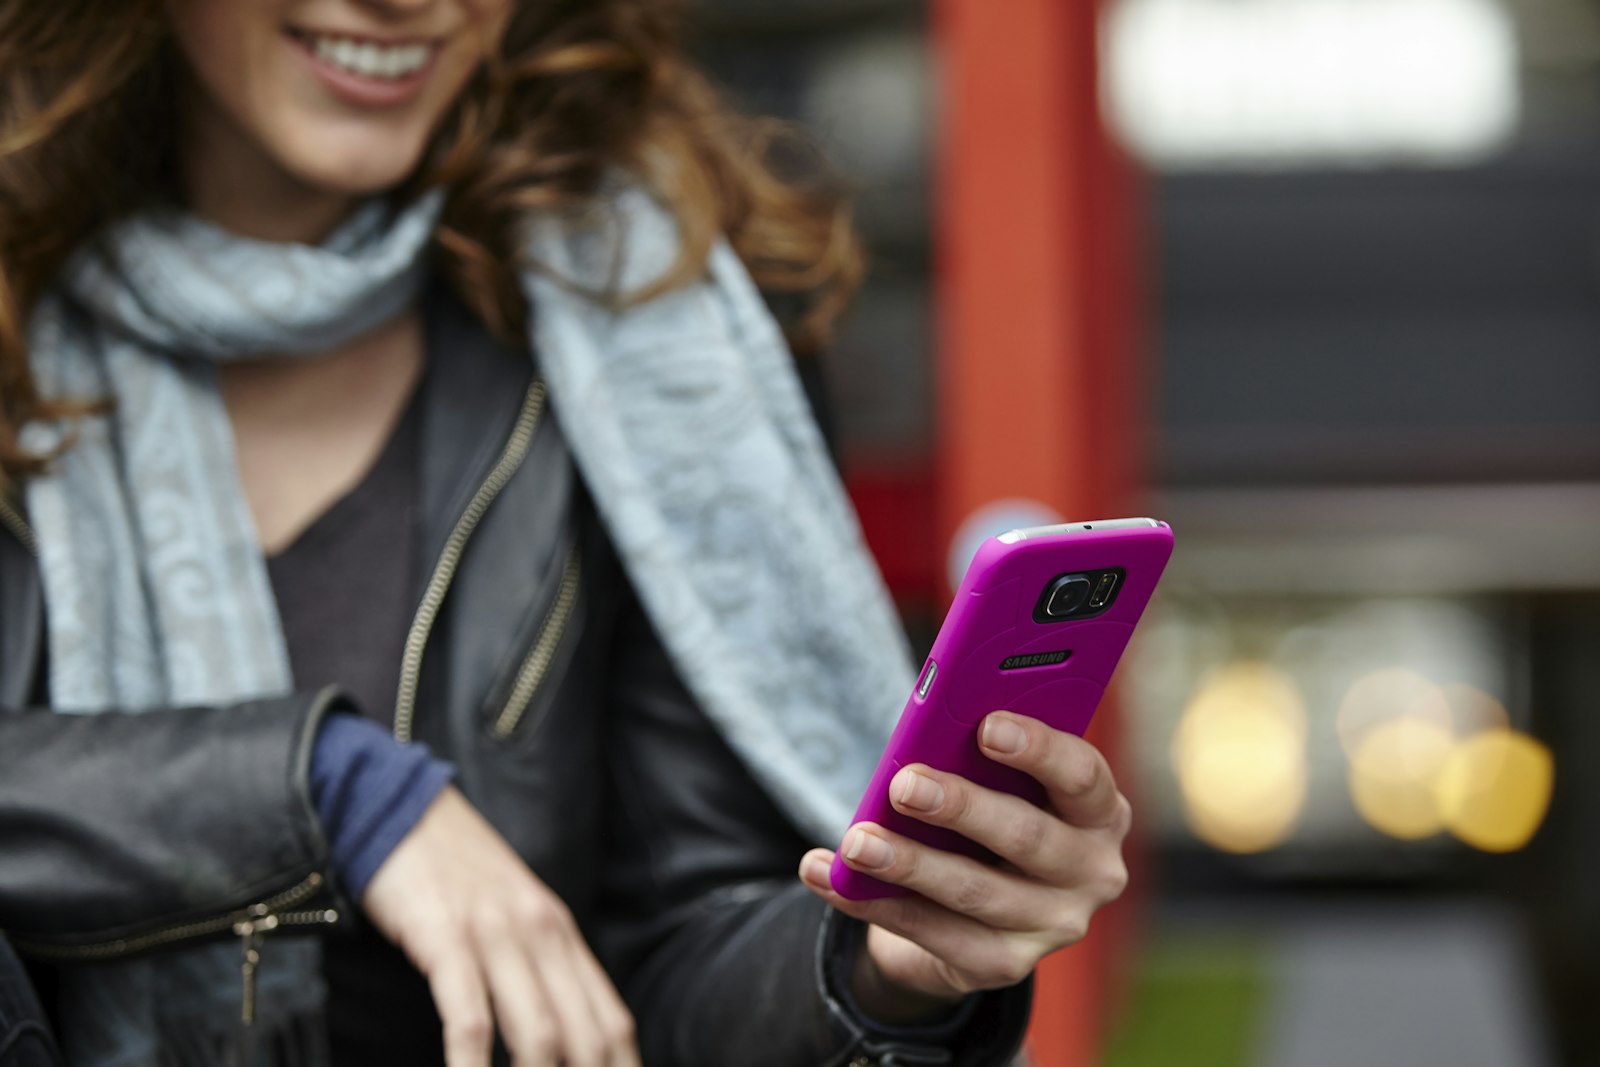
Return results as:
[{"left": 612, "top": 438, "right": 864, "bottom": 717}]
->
[
  {"left": 9, "top": 871, "right": 338, "bottom": 1024},
  {"left": 0, "top": 492, "right": 38, "bottom": 556},
  {"left": 232, "top": 904, "right": 342, "bottom": 1025},
  {"left": 490, "top": 545, "right": 581, "bottom": 739},
  {"left": 394, "top": 379, "right": 546, "bottom": 744}
]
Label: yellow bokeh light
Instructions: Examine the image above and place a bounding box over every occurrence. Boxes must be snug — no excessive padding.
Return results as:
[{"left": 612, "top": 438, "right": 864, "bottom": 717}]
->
[
  {"left": 1182, "top": 661, "right": 1548, "bottom": 854},
  {"left": 1336, "top": 667, "right": 1450, "bottom": 757},
  {"left": 1171, "top": 662, "right": 1308, "bottom": 854},
  {"left": 1435, "top": 729, "right": 1554, "bottom": 853},
  {"left": 1440, "top": 683, "right": 1512, "bottom": 737},
  {"left": 1347, "top": 715, "right": 1456, "bottom": 840}
]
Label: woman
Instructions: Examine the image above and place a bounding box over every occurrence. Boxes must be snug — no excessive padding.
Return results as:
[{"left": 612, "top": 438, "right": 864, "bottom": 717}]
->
[{"left": 0, "top": 0, "right": 1134, "bottom": 1064}]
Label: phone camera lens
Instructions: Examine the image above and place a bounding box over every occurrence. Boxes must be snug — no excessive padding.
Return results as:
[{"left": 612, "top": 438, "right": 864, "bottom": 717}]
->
[{"left": 1044, "top": 575, "right": 1091, "bottom": 618}]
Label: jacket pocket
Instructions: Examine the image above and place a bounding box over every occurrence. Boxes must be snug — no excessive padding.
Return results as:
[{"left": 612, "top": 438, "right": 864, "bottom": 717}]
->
[{"left": 480, "top": 541, "right": 583, "bottom": 744}]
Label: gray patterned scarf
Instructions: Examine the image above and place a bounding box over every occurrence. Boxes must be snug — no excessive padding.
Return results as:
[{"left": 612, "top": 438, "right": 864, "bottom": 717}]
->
[{"left": 23, "top": 183, "right": 912, "bottom": 1064}]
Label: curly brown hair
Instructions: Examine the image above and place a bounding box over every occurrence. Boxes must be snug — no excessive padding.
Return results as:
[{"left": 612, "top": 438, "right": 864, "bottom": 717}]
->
[{"left": 0, "top": 0, "right": 863, "bottom": 489}]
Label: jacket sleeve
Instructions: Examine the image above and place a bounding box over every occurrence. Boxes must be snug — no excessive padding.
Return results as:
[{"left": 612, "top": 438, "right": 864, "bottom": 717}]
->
[
  {"left": 589, "top": 589, "right": 1032, "bottom": 1067},
  {"left": 0, "top": 689, "right": 339, "bottom": 947}
]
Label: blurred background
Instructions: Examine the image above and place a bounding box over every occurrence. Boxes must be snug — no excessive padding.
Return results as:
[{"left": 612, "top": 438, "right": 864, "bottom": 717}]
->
[{"left": 689, "top": 1, "right": 1596, "bottom": 1065}]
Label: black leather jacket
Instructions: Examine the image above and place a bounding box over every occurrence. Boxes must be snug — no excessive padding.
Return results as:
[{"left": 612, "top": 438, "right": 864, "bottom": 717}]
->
[{"left": 0, "top": 291, "right": 1030, "bottom": 1065}]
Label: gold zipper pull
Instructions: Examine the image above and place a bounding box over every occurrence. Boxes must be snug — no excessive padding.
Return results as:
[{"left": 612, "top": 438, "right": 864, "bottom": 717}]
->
[
  {"left": 233, "top": 907, "right": 279, "bottom": 1025},
  {"left": 240, "top": 937, "right": 259, "bottom": 1026}
]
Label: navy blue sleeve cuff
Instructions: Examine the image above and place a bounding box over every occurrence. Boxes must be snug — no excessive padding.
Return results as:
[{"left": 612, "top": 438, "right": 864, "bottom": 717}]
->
[{"left": 308, "top": 711, "right": 456, "bottom": 901}]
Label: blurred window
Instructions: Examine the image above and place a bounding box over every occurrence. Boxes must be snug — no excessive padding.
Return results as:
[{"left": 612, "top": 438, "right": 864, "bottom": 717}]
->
[{"left": 1103, "top": 0, "right": 1519, "bottom": 170}]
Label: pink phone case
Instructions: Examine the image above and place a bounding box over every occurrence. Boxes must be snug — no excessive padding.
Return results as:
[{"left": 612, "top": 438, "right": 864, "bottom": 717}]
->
[{"left": 830, "top": 518, "right": 1174, "bottom": 900}]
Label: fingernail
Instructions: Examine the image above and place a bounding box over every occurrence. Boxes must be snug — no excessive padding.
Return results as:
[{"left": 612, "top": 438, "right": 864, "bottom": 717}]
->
[
  {"left": 982, "top": 715, "right": 1027, "bottom": 755},
  {"left": 896, "top": 769, "right": 944, "bottom": 812},
  {"left": 844, "top": 827, "right": 894, "bottom": 870},
  {"left": 801, "top": 853, "right": 832, "bottom": 887}
]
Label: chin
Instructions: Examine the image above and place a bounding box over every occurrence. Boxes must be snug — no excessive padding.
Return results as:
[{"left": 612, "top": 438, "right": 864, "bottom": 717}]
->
[{"left": 279, "top": 131, "right": 432, "bottom": 198}]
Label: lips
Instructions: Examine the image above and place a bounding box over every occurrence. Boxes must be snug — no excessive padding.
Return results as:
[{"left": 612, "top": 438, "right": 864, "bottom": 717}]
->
[
  {"left": 284, "top": 27, "right": 443, "bottom": 107},
  {"left": 299, "top": 33, "right": 433, "bottom": 80}
]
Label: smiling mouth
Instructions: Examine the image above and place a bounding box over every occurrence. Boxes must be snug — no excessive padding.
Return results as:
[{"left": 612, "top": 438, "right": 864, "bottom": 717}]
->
[{"left": 286, "top": 29, "right": 439, "bottom": 81}]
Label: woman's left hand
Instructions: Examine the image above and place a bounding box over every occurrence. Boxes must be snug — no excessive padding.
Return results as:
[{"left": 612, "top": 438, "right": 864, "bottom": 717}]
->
[{"left": 798, "top": 710, "right": 1132, "bottom": 1020}]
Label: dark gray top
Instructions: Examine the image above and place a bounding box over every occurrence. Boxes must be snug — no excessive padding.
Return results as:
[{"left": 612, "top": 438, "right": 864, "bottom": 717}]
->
[{"left": 265, "top": 379, "right": 422, "bottom": 727}]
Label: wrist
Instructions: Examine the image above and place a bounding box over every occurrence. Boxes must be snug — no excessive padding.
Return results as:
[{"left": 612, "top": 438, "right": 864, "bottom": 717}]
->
[{"left": 849, "top": 924, "right": 965, "bottom": 1025}]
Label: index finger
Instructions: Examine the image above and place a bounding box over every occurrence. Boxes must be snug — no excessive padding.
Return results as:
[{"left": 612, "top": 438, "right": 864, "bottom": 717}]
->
[
  {"left": 481, "top": 929, "right": 560, "bottom": 1065},
  {"left": 427, "top": 951, "right": 495, "bottom": 1067},
  {"left": 978, "top": 711, "right": 1126, "bottom": 830}
]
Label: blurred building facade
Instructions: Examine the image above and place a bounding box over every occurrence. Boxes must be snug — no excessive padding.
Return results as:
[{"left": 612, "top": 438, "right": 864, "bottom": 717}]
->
[{"left": 691, "top": 1, "right": 1598, "bottom": 1063}]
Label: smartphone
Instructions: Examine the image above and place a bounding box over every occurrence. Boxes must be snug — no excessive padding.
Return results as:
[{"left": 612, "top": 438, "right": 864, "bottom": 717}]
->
[{"left": 830, "top": 517, "right": 1174, "bottom": 901}]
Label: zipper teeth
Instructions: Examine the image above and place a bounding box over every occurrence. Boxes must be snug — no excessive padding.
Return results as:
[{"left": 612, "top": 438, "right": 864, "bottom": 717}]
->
[
  {"left": 394, "top": 379, "right": 546, "bottom": 744},
  {"left": 16, "top": 915, "right": 237, "bottom": 961},
  {"left": 491, "top": 547, "right": 582, "bottom": 739},
  {"left": 0, "top": 493, "right": 37, "bottom": 556},
  {"left": 273, "top": 908, "right": 341, "bottom": 927},
  {"left": 10, "top": 872, "right": 327, "bottom": 962},
  {"left": 255, "top": 872, "right": 328, "bottom": 913}
]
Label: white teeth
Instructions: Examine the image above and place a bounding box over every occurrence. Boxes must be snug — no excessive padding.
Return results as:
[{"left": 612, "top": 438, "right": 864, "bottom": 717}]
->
[{"left": 304, "top": 33, "right": 431, "bottom": 81}]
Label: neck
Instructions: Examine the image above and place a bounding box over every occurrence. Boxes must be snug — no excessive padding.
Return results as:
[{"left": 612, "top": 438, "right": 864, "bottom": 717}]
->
[{"left": 181, "top": 89, "right": 354, "bottom": 245}]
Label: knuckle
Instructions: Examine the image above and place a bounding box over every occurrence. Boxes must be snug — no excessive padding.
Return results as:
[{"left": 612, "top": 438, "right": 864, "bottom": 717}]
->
[
  {"left": 1059, "top": 750, "right": 1104, "bottom": 798},
  {"left": 547, "top": 895, "right": 578, "bottom": 930},
  {"left": 1101, "top": 858, "right": 1131, "bottom": 900},
  {"left": 877, "top": 897, "right": 929, "bottom": 940},
  {"left": 562, "top": 1034, "right": 602, "bottom": 1065},
  {"left": 1006, "top": 810, "right": 1051, "bottom": 858},
  {"left": 936, "top": 965, "right": 981, "bottom": 997},
  {"left": 941, "top": 965, "right": 984, "bottom": 997},
  {"left": 531, "top": 912, "right": 566, "bottom": 943},
  {"left": 448, "top": 1010, "right": 493, "bottom": 1047},
  {"left": 523, "top": 897, "right": 568, "bottom": 939},
  {"left": 526, "top": 1033, "right": 562, "bottom": 1063},
  {"left": 1110, "top": 793, "right": 1135, "bottom": 835},
  {"left": 429, "top": 904, "right": 471, "bottom": 937},
  {"left": 984, "top": 943, "right": 1036, "bottom": 988},
  {"left": 508, "top": 890, "right": 548, "bottom": 929},
  {"left": 512, "top": 1013, "right": 559, "bottom": 1053},
  {"left": 949, "top": 869, "right": 994, "bottom": 914},
  {"left": 471, "top": 904, "right": 514, "bottom": 945},
  {"left": 603, "top": 1010, "right": 638, "bottom": 1051},
  {"left": 1000, "top": 956, "right": 1035, "bottom": 987},
  {"left": 406, "top": 923, "right": 453, "bottom": 974},
  {"left": 1055, "top": 907, "right": 1091, "bottom": 946}
]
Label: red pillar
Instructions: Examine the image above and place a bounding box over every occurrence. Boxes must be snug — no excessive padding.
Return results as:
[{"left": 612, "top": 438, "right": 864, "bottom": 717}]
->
[{"left": 931, "top": 1, "right": 1146, "bottom": 1063}]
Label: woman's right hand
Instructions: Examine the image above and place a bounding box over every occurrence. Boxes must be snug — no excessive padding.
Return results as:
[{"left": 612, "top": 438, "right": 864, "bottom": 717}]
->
[{"left": 362, "top": 786, "right": 639, "bottom": 1067}]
